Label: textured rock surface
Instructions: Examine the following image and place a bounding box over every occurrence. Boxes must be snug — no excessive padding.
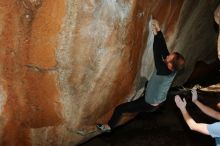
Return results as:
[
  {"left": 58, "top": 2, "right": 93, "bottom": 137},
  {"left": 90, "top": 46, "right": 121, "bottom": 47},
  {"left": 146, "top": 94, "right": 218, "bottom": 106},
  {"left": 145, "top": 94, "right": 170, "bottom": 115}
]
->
[
  {"left": 0, "top": 0, "right": 219, "bottom": 146},
  {"left": 214, "top": 4, "right": 220, "bottom": 60}
]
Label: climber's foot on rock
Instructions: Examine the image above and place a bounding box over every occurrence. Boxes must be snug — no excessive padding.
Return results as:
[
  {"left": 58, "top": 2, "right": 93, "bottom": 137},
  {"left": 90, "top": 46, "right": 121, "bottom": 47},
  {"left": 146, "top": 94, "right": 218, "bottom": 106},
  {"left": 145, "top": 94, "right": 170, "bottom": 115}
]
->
[{"left": 96, "top": 124, "right": 111, "bottom": 133}]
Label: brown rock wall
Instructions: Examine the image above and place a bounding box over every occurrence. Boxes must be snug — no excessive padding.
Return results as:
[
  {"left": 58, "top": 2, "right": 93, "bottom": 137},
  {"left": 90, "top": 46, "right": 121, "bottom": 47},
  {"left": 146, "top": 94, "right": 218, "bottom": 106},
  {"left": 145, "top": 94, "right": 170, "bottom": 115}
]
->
[
  {"left": 0, "top": 0, "right": 219, "bottom": 145},
  {"left": 0, "top": 0, "right": 64, "bottom": 145}
]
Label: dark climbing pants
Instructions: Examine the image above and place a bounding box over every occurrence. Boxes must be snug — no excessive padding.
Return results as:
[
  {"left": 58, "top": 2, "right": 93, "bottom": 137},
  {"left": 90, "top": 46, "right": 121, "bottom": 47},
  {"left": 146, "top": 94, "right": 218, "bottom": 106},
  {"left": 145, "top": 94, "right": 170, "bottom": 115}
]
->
[{"left": 108, "top": 95, "right": 159, "bottom": 128}]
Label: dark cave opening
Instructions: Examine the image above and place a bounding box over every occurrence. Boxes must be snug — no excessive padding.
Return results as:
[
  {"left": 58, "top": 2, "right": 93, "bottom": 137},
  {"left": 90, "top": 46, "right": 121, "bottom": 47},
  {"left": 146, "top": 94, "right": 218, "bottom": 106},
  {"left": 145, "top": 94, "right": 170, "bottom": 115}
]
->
[{"left": 184, "top": 60, "right": 220, "bottom": 88}]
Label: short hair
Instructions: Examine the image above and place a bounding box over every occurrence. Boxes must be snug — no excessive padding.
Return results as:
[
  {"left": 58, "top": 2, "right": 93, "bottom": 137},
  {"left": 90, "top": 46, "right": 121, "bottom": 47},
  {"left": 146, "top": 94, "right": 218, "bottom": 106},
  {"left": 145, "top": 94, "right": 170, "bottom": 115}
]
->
[{"left": 172, "top": 52, "right": 185, "bottom": 71}]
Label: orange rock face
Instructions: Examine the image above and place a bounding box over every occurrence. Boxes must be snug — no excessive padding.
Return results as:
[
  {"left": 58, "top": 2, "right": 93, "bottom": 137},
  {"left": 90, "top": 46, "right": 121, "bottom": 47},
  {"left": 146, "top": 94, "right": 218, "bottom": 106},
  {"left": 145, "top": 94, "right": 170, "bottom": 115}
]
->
[{"left": 0, "top": 0, "right": 219, "bottom": 145}]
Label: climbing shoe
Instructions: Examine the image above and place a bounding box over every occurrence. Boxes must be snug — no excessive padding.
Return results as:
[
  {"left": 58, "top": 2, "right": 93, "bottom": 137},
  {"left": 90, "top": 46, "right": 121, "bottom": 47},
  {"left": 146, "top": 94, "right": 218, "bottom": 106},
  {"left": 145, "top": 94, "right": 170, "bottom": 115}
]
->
[{"left": 96, "top": 124, "right": 111, "bottom": 133}]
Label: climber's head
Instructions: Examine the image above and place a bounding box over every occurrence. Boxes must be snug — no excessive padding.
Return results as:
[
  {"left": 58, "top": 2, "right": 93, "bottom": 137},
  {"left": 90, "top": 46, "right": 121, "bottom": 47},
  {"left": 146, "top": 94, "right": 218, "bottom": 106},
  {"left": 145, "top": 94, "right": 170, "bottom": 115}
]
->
[{"left": 164, "top": 52, "right": 185, "bottom": 72}]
